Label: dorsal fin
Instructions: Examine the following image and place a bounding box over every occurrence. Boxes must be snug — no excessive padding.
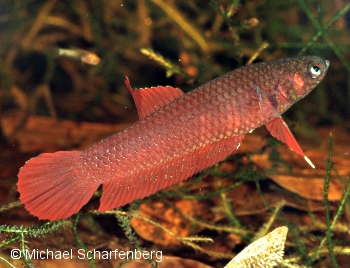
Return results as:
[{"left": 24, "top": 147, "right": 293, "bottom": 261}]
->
[{"left": 125, "top": 76, "right": 185, "bottom": 119}]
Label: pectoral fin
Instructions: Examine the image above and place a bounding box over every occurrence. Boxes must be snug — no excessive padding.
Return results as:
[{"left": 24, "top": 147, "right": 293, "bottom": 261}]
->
[{"left": 265, "top": 117, "right": 315, "bottom": 168}]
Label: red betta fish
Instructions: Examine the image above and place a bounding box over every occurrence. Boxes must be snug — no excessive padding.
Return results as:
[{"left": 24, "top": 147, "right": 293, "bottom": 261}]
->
[{"left": 17, "top": 56, "right": 329, "bottom": 221}]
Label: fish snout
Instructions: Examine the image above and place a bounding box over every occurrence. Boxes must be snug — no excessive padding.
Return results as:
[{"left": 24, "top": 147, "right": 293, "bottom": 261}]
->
[{"left": 325, "top": 59, "right": 330, "bottom": 70}]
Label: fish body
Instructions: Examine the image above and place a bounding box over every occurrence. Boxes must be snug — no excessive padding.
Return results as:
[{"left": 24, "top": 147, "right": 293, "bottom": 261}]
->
[
  {"left": 17, "top": 56, "right": 329, "bottom": 220},
  {"left": 57, "top": 48, "right": 100, "bottom": 65}
]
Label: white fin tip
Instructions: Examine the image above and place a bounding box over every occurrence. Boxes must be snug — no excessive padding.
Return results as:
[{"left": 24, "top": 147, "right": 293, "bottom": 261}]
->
[{"left": 304, "top": 156, "right": 315, "bottom": 169}]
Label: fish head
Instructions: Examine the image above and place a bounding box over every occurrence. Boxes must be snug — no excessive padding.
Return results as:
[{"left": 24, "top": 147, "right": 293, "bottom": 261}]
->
[{"left": 271, "top": 56, "right": 329, "bottom": 113}]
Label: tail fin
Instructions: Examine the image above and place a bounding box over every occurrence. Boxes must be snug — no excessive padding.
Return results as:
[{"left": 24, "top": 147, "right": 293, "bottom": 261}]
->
[{"left": 17, "top": 151, "right": 100, "bottom": 221}]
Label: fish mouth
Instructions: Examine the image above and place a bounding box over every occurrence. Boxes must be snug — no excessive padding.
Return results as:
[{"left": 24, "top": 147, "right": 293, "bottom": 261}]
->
[{"left": 325, "top": 59, "right": 330, "bottom": 71}]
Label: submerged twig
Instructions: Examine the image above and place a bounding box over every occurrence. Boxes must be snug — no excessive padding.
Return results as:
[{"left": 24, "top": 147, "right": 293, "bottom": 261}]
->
[
  {"left": 149, "top": 0, "right": 209, "bottom": 53},
  {"left": 246, "top": 41, "right": 269, "bottom": 65}
]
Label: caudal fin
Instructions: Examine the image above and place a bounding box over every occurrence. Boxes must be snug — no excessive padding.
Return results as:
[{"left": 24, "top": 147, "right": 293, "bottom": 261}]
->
[{"left": 17, "top": 151, "right": 100, "bottom": 221}]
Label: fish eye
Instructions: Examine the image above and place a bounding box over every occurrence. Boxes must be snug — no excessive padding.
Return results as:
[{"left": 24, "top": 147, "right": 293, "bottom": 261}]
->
[{"left": 308, "top": 62, "right": 321, "bottom": 78}]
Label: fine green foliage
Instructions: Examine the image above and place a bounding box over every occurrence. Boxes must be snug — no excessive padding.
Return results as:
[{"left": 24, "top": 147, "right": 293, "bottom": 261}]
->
[
  {"left": 0, "top": 221, "right": 66, "bottom": 241},
  {"left": 266, "top": 137, "right": 292, "bottom": 175},
  {"left": 140, "top": 47, "right": 192, "bottom": 79},
  {"left": 304, "top": 134, "right": 350, "bottom": 267},
  {"left": 114, "top": 211, "right": 158, "bottom": 268},
  {"left": 322, "top": 133, "right": 337, "bottom": 267},
  {"left": 73, "top": 214, "right": 96, "bottom": 268},
  {"left": 0, "top": 220, "right": 68, "bottom": 267},
  {"left": 255, "top": 135, "right": 350, "bottom": 267}
]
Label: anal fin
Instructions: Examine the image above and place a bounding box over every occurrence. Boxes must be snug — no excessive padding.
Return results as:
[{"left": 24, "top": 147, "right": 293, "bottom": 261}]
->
[
  {"left": 99, "top": 136, "right": 244, "bottom": 212},
  {"left": 265, "top": 117, "right": 315, "bottom": 168}
]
